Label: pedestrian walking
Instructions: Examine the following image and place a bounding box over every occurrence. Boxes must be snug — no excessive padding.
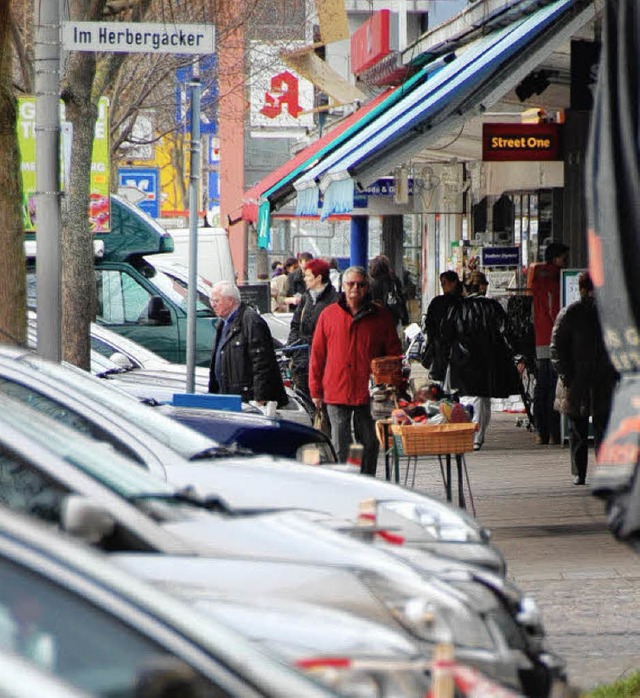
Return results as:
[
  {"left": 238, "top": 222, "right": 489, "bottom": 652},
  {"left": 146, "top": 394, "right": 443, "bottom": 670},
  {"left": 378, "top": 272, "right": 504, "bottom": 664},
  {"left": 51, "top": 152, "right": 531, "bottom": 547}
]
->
[
  {"left": 528, "top": 241, "right": 569, "bottom": 445},
  {"left": 285, "top": 252, "right": 313, "bottom": 309},
  {"left": 442, "top": 271, "right": 520, "bottom": 450},
  {"left": 421, "top": 270, "right": 463, "bottom": 382},
  {"left": 309, "top": 266, "right": 402, "bottom": 476},
  {"left": 271, "top": 256, "right": 297, "bottom": 312},
  {"left": 287, "top": 258, "right": 338, "bottom": 399},
  {"left": 208, "top": 281, "right": 287, "bottom": 409},
  {"left": 369, "top": 255, "right": 410, "bottom": 329},
  {"left": 550, "top": 272, "right": 619, "bottom": 485}
]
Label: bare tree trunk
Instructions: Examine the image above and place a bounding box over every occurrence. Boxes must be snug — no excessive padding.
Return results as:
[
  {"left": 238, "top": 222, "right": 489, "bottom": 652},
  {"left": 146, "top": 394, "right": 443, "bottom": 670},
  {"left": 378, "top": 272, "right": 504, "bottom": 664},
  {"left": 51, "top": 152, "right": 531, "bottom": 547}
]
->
[
  {"left": 0, "top": 0, "right": 26, "bottom": 346},
  {"left": 60, "top": 50, "right": 99, "bottom": 370}
]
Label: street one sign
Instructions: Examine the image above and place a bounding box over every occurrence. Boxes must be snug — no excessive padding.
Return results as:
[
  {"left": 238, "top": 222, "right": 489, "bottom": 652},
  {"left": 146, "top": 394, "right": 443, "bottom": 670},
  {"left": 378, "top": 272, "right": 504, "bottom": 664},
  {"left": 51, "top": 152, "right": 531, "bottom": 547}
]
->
[{"left": 62, "top": 21, "right": 215, "bottom": 55}]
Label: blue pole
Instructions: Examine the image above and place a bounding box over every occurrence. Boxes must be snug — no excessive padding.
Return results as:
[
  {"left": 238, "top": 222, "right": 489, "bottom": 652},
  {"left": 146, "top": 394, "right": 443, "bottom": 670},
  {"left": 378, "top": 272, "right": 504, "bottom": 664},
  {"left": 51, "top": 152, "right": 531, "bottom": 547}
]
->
[{"left": 350, "top": 216, "right": 368, "bottom": 268}]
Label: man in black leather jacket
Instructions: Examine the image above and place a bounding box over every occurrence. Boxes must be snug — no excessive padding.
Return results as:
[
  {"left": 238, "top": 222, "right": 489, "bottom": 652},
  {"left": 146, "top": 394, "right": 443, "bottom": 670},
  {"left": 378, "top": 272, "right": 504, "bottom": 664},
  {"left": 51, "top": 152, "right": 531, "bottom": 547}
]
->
[{"left": 208, "top": 281, "right": 287, "bottom": 408}]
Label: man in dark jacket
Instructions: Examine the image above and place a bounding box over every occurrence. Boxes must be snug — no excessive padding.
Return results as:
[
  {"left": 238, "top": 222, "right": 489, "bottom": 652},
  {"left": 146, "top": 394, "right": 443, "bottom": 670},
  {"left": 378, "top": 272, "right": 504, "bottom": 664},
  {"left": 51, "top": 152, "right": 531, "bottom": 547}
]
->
[
  {"left": 421, "top": 270, "right": 463, "bottom": 381},
  {"left": 208, "top": 281, "right": 287, "bottom": 408},
  {"left": 309, "top": 266, "right": 402, "bottom": 476},
  {"left": 287, "top": 258, "right": 338, "bottom": 399},
  {"left": 550, "top": 272, "right": 619, "bottom": 485},
  {"left": 369, "top": 255, "right": 410, "bottom": 328},
  {"left": 442, "top": 271, "right": 520, "bottom": 450}
]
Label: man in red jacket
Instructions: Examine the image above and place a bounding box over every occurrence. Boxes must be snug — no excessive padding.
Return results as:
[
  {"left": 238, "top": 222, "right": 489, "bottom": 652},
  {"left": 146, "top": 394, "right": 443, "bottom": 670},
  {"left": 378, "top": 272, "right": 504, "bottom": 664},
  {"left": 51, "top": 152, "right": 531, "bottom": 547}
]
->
[{"left": 309, "top": 266, "right": 402, "bottom": 476}]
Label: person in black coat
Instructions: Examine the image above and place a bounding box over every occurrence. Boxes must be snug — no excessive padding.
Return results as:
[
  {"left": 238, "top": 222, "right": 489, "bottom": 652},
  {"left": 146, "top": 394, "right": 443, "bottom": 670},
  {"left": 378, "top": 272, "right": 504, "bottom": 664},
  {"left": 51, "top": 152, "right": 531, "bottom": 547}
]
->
[
  {"left": 442, "top": 271, "right": 520, "bottom": 450},
  {"left": 421, "top": 270, "right": 463, "bottom": 381},
  {"left": 287, "top": 258, "right": 338, "bottom": 398},
  {"left": 208, "top": 281, "right": 287, "bottom": 408},
  {"left": 369, "top": 255, "right": 409, "bottom": 328},
  {"left": 550, "top": 272, "right": 619, "bottom": 485},
  {"left": 285, "top": 252, "right": 313, "bottom": 311}
]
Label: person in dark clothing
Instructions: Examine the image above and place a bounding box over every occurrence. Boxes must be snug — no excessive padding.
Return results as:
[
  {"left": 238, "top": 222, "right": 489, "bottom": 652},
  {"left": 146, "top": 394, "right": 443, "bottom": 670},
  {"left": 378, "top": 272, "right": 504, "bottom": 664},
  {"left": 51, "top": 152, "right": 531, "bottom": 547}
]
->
[
  {"left": 550, "top": 272, "right": 619, "bottom": 485},
  {"left": 208, "top": 281, "right": 287, "bottom": 408},
  {"left": 285, "top": 252, "right": 313, "bottom": 310},
  {"left": 287, "top": 258, "right": 338, "bottom": 398},
  {"left": 421, "top": 270, "right": 463, "bottom": 381},
  {"left": 369, "top": 255, "right": 409, "bottom": 328},
  {"left": 442, "top": 271, "right": 520, "bottom": 450}
]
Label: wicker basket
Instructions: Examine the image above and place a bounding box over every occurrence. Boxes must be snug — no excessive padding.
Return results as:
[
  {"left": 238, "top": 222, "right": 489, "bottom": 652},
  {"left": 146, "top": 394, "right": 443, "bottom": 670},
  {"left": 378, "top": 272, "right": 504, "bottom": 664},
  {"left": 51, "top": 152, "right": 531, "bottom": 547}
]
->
[
  {"left": 391, "top": 423, "right": 477, "bottom": 456},
  {"left": 371, "top": 356, "right": 404, "bottom": 386}
]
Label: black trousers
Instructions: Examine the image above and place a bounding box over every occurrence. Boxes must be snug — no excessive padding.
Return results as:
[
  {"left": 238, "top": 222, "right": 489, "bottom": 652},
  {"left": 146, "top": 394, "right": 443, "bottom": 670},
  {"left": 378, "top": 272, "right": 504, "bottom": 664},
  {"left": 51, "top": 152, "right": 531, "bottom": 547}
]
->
[
  {"left": 567, "top": 412, "right": 608, "bottom": 481},
  {"left": 534, "top": 358, "right": 561, "bottom": 442},
  {"left": 326, "top": 403, "right": 379, "bottom": 476}
]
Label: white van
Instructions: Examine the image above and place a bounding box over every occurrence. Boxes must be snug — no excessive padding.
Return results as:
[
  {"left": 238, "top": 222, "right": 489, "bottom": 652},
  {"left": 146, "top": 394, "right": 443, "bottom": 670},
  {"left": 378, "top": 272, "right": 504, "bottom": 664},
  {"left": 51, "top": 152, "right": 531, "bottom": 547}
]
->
[{"left": 160, "top": 227, "right": 235, "bottom": 285}]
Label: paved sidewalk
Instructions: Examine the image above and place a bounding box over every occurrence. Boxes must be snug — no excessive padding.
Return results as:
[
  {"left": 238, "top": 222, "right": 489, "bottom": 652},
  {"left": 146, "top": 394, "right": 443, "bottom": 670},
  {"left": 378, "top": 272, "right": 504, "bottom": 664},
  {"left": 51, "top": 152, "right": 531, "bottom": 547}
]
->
[{"left": 383, "top": 410, "right": 640, "bottom": 692}]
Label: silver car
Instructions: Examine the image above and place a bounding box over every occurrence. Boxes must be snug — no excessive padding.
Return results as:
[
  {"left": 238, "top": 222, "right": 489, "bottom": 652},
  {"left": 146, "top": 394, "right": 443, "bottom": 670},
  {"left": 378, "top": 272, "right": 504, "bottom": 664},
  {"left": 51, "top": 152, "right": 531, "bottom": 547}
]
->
[
  {"left": 0, "top": 506, "right": 339, "bottom": 697},
  {"left": 0, "top": 395, "right": 564, "bottom": 696}
]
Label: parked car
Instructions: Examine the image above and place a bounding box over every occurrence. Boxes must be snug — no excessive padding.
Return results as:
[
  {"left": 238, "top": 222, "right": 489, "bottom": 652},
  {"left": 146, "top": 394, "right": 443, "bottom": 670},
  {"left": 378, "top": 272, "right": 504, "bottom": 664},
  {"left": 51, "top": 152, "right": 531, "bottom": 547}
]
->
[
  {"left": 0, "top": 506, "right": 339, "bottom": 697},
  {"left": 0, "top": 343, "right": 504, "bottom": 574},
  {"left": 0, "top": 395, "right": 565, "bottom": 697},
  {"left": 26, "top": 313, "right": 313, "bottom": 427}
]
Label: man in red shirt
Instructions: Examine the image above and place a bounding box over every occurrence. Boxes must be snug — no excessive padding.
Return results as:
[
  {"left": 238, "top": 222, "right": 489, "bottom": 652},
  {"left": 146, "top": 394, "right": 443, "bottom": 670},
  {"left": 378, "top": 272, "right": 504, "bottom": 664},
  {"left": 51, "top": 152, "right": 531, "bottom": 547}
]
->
[
  {"left": 528, "top": 241, "right": 569, "bottom": 444},
  {"left": 309, "top": 266, "right": 402, "bottom": 476}
]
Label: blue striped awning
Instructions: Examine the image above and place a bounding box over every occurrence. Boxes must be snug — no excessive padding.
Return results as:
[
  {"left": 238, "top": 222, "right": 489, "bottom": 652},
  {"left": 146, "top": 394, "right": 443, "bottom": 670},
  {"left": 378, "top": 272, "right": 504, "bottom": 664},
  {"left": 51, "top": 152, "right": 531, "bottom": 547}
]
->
[{"left": 290, "top": 0, "right": 593, "bottom": 218}]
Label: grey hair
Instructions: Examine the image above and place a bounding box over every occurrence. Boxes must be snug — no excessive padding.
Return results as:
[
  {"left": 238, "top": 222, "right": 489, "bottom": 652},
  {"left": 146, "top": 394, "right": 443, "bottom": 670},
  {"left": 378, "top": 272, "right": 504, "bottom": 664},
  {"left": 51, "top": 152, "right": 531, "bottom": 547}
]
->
[
  {"left": 342, "top": 266, "right": 370, "bottom": 286},
  {"left": 212, "top": 281, "right": 241, "bottom": 303}
]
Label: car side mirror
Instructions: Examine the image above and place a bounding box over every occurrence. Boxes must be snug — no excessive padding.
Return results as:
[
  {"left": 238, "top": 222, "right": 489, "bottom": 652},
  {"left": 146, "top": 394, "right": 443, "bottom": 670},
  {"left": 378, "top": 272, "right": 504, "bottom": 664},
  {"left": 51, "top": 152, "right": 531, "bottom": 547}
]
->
[
  {"left": 146, "top": 296, "right": 172, "bottom": 325},
  {"left": 61, "top": 494, "right": 115, "bottom": 544}
]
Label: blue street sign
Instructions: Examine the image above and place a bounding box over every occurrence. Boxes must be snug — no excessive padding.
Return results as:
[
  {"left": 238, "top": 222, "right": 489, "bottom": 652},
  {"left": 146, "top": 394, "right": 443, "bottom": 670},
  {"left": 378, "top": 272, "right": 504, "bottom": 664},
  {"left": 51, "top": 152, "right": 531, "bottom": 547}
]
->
[
  {"left": 175, "top": 55, "right": 218, "bottom": 135},
  {"left": 482, "top": 246, "right": 521, "bottom": 267},
  {"left": 118, "top": 167, "right": 160, "bottom": 218}
]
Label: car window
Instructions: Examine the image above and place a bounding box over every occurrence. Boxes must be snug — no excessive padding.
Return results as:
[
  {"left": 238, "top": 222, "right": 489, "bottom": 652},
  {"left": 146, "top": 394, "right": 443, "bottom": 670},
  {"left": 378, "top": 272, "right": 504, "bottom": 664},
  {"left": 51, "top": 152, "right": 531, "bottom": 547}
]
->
[
  {"left": 0, "top": 556, "right": 229, "bottom": 697},
  {"left": 0, "top": 378, "right": 145, "bottom": 465},
  {"left": 96, "top": 269, "right": 153, "bottom": 324},
  {"left": 0, "top": 446, "right": 69, "bottom": 524}
]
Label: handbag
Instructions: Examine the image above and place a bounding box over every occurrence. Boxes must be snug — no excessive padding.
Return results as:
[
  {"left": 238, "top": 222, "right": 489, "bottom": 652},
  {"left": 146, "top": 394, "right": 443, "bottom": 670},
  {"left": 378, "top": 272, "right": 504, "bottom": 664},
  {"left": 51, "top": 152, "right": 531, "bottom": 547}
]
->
[{"left": 313, "top": 407, "right": 332, "bottom": 438}]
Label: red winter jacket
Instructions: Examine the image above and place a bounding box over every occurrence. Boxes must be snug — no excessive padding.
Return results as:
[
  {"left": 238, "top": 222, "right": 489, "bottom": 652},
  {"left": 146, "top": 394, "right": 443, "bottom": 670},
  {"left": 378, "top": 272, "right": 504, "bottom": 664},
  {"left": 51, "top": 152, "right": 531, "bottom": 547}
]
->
[
  {"left": 528, "top": 261, "right": 561, "bottom": 354},
  {"left": 309, "top": 297, "right": 402, "bottom": 406}
]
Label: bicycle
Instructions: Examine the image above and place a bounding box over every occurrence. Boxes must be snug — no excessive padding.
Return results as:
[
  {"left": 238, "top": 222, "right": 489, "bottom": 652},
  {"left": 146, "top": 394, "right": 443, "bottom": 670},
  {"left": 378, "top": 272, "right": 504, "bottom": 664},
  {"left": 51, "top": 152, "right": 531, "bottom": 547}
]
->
[
  {"left": 275, "top": 343, "right": 315, "bottom": 419},
  {"left": 514, "top": 354, "right": 537, "bottom": 431}
]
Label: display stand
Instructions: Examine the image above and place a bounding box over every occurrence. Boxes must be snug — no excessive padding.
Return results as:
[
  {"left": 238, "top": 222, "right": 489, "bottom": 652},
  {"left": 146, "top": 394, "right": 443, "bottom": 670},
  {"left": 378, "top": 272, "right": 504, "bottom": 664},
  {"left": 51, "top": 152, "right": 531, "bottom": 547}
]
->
[{"left": 390, "top": 423, "right": 477, "bottom": 515}]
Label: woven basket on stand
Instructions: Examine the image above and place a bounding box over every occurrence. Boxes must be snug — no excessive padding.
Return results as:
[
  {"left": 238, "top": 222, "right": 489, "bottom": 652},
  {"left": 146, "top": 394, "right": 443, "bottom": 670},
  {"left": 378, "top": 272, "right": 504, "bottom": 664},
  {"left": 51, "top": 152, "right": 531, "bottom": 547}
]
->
[{"left": 390, "top": 423, "right": 477, "bottom": 456}]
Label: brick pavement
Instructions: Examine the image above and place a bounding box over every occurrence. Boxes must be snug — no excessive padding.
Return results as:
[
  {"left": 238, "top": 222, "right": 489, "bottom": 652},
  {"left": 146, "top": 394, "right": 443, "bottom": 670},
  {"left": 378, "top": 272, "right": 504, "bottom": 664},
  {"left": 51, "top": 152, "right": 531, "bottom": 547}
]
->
[{"left": 377, "top": 409, "right": 640, "bottom": 692}]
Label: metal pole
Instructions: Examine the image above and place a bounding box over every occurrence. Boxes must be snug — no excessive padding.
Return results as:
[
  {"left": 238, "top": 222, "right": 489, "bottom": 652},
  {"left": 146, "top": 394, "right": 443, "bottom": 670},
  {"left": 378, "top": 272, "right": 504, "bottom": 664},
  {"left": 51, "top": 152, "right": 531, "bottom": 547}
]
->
[
  {"left": 186, "top": 71, "right": 201, "bottom": 392},
  {"left": 35, "top": 0, "right": 62, "bottom": 361}
]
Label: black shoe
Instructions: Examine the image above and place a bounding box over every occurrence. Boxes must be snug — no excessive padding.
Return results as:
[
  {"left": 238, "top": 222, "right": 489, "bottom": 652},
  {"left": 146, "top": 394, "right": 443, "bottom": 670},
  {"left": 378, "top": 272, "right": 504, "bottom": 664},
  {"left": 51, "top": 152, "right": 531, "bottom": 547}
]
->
[{"left": 572, "top": 475, "right": 586, "bottom": 485}]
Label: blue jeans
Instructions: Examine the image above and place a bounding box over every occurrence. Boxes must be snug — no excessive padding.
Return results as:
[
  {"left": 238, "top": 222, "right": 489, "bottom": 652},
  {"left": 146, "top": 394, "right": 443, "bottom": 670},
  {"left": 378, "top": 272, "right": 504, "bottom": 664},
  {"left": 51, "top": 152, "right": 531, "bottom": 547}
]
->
[
  {"left": 326, "top": 403, "right": 379, "bottom": 476},
  {"left": 534, "top": 358, "right": 560, "bottom": 443}
]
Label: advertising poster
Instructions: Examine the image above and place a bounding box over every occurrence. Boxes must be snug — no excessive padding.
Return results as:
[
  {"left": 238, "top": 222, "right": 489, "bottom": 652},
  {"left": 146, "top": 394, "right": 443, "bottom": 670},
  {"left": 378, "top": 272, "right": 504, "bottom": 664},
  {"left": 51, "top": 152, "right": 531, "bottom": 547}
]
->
[{"left": 18, "top": 96, "right": 110, "bottom": 232}]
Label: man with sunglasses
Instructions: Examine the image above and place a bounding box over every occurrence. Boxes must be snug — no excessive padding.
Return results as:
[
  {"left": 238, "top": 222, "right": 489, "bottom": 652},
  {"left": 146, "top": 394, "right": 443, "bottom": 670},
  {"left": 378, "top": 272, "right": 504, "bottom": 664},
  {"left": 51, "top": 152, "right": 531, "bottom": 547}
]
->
[{"left": 309, "top": 266, "right": 402, "bottom": 476}]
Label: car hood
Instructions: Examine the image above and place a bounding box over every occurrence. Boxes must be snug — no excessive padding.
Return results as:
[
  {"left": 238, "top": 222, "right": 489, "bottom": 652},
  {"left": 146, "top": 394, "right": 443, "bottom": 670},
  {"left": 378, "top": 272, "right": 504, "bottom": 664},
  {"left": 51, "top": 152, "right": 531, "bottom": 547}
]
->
[
  {"left": 161, "top": 457, "right": 488, "bottom": 545},
  {"left": 159, "top": 508, "right": 428, "bottom": 585},
  {"left": 191, "top": 597, "right": 424, "bottom": 662}
]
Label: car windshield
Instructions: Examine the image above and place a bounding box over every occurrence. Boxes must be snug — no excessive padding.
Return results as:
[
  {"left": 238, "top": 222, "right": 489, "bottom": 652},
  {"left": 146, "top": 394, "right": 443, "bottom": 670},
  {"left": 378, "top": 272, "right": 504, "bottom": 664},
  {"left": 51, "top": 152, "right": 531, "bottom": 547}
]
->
[
  {"left": 15, "top": 353, "right": 224, "bottom": 459},
  {"left": 142, "top": 263, "right": 214, "bottom": 316}
]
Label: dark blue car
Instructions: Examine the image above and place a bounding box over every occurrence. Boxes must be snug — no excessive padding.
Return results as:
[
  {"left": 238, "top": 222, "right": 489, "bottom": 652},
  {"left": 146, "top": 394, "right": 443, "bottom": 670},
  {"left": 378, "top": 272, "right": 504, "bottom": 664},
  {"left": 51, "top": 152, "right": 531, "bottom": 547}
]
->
[{"left": 159, "top": 405, "right": 337, "bottom": 464}]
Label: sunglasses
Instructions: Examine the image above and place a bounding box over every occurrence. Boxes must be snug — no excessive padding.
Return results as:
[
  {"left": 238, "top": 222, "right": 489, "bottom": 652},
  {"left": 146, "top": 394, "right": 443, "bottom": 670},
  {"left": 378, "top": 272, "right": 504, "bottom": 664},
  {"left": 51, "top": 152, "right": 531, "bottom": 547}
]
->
[{"left": 344, "top": 281, "right": 367, "bottom": 288}]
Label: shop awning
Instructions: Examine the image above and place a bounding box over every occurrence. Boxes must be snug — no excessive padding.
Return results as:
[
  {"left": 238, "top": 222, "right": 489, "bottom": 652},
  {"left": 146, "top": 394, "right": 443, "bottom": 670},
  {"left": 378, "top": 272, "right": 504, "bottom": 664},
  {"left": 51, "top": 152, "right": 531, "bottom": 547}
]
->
[
  {"left": 242, "top": 89, "right": 393, "bottom": 224},
  {"left": 291, "top": 0, "right": 595, "bottom": 219}
]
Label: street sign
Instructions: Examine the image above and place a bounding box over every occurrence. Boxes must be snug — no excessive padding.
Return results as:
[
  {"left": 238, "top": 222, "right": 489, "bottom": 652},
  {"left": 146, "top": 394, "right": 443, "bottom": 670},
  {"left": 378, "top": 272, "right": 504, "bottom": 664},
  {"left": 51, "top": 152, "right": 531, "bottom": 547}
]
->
[
  {"left": 62, "top": 21, "right": 215, "bottom": 55},
  {"left": 175, "top": 55, "right": 218, "bottom": 134}
]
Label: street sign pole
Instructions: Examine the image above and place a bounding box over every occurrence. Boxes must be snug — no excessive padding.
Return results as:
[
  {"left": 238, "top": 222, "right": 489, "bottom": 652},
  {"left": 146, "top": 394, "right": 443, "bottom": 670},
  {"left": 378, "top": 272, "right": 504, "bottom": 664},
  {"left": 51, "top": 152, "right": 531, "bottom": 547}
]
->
[
  {"left": 186, "top": 71, "right": 202, "bottom": 393},
  {"left": 35, "top": 0, "right": 62, "bottom": 362}
]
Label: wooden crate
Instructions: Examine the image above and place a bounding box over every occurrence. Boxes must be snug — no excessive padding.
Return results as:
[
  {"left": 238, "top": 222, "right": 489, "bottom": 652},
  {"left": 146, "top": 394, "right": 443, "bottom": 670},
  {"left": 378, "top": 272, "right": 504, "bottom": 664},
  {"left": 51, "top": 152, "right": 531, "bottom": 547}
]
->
[
  {"left": 391, "top": 423, "right": 477, "bottom": 456},
  {"left": 371, "top": 356, "right": 404, "bottom": 386}
]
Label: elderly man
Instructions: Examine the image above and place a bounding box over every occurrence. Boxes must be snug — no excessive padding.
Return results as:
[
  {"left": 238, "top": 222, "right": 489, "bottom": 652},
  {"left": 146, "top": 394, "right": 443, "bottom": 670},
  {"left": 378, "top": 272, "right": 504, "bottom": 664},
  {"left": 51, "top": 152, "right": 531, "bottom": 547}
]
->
[
  {"left": 309, "top": 266, "right": 402, "bottom": 476},
  {"left": 208, "top": 281, "right": 287, "bottom": 408}
]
